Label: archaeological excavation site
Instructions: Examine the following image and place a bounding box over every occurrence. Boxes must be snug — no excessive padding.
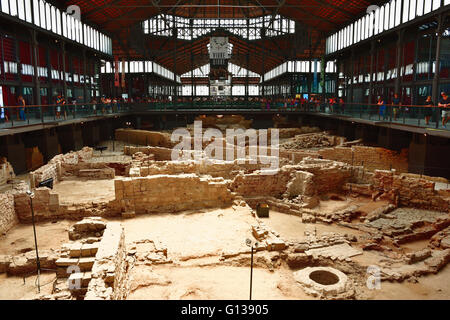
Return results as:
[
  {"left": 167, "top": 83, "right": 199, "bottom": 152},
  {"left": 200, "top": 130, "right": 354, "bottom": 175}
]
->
[{"left": 0, "top": 114, "right": 449, "bottom": 301}]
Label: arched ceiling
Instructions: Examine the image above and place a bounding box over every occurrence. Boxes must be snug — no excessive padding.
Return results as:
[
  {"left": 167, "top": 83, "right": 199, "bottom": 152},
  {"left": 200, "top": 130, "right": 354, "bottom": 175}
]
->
[{"left": 53, "top": 0, "right": 387, "bottom": 74}]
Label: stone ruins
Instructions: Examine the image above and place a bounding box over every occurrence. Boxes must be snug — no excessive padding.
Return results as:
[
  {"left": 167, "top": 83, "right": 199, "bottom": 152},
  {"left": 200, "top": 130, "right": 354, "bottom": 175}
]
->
[{"left": 0, "top": 115, "right": 449, "bottom": 300}]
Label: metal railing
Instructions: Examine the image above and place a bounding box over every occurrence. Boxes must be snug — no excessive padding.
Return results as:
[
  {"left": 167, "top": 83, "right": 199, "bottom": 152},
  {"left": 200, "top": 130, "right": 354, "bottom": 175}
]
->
[
  {"left": 1, "top": 100, "right": 449, "bottom": 132},
  {"left": 0, "top": 102, "right": 131, "bottom": 129}
]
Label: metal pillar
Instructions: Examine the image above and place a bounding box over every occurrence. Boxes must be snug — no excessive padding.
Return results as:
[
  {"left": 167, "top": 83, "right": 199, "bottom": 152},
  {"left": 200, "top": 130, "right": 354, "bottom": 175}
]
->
[
  {"left": 432, "top": 14, "right": 443, "bottom": 104},
  {"left": 82, "top": 49, "right": 88, "bottom": 103},
  {"left": 368, "top": 40, "right": 375, "bottom": 105},
  {"left": 31, "top": 30, "right": 41, "bottom": 107},
  {"left": 394, "top": 30, "right": 404, "bottom": 96},
  {"left": 349, "top": 49, "right": 354, "bottom": 104}
]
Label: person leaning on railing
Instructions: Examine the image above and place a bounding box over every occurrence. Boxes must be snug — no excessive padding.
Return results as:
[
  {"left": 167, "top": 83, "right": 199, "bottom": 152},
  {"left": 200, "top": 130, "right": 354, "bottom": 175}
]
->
[
  {"left": 377, "top": 96, "right": 387, "bottom": 120},
  {"left": 423, "top": 96, "right": 434, "bottom": 126},
  {"left": 392, "top": 93, "right": 401, "bottom": 121},
  {"left": 17, "top": 95, "right": 26, "bottom": 121},
  {"left": 439, "top": 92, "right": 450, "bottom": 128},
  {"left": 56, "top": 95, "right": 66, "bottom": 120}
]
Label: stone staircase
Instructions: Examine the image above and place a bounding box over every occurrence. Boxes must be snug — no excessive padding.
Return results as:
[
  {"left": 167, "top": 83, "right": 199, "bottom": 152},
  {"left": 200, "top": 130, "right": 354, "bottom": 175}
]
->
[{"left": 55, "top": 240, "right": 100, "bottom": 299}]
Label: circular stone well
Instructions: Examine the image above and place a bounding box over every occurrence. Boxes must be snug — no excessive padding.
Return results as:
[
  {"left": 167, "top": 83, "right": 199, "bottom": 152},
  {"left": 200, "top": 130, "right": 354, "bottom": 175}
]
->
[{"left": 293, "top": 267, "right": 353, "bottom": 299}]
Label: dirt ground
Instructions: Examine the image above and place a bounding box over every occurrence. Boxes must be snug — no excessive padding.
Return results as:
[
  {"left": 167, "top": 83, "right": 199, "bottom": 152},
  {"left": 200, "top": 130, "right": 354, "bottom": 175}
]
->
[
  {"left": 0, "top": 220, "right": 72, "bottom": 255},
  {"left": 118, "top": 206, "right": 256, "bottom": 260},
  {"left": 263, "top": 210, "right": 365, "bottom": 242},
  {"left": 128, "top": 265, "right": 312, "bottom": 300},
  {"left": 0, "top": 273, "right": 56, "bottom": 300},
  {"left": 0, "top": 206, "right": 449, "bottom": 300},
  {"left": 53, "top": 178, "right": 115, "bottom": 204}
]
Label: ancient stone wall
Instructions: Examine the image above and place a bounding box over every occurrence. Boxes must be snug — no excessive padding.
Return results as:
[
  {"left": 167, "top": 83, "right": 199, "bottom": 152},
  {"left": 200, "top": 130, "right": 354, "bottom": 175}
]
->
[
  {"left": 318, "top": 146, "right": 408, "bottom": 173},
  {"left": 372, "top": 170, "right": 450, "bottom": 212},
  {"left": 134, "top": 159, "right": 262, "bottom": 179},
  {"left": 115, "top": 129, "right": 174, "bottom": 148},
  {"left": 113, "top": 174, "right": 233, "bottom": 214},
  {"left": 0, "top": 193, "right": 17, "bottom": 234},
  {"left": 85, "top": 222, "right": 128, "bottom": 300},
  {"left": 280, "top": 132, "right": 345, "bottom": 149},
  {"left": 288, "top": 158, "right": 353, "bottom": 194},
  {"left": 0, "top": 157, "right": 15, "bottom": 185},
  {"left": 124, "top": 146, "right": 173, "bottom": 161},
  {"left": 29, "top": 147, "right": 93, "bottom": 188},
  {"left": 230, "top": 169, "right": 292, "bottom": 197},
  {"left": 14, "top": 187, "right": 60, "bottom": 223},
  {"left": 194, "top": 115, "right": 252, "bottom": 129},
  {"left": 62, "top": 162, "right": 115, "bottom": 179}
]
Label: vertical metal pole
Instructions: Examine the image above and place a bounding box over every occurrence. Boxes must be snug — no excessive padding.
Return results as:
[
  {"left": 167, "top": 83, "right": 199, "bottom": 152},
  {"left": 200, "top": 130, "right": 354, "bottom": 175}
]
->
[
  {"left": 432, "top": 14, "right": 443, "bottom": 129},
  {"left": 30, "top": 196, "right": 41, "bottom": 293},
  {"left": 31, "top": 30, "right": 41, "bottom": 122},
  {"left": 249, "top": 245, "right": 253, "bottom": 300}
]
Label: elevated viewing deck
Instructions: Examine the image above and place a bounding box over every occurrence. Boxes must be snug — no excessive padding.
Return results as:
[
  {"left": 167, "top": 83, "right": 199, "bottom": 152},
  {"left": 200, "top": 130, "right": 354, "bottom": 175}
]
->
[{"left": 2, "top": 102, "right": 450, "bottom": 139}]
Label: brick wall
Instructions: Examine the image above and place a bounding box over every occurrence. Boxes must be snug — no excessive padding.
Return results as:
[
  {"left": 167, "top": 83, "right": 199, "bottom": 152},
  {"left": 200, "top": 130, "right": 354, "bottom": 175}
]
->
[
  {"left": 14, "top": 188, "right": 60, "bottom": 223},
  {"left": 29, "top": 147, "right": 93, "bottom": 188},
  {"left": 113, "top": 174, "right": 233, "bottom": 214},
  {"left": 0, "top": 193, "right": 17, "bottom": 234},
  {"left": 115, "top": 129, "right": 174, "bottom": 148},
  {"left": 85, "top": 222, "right": 128, "bottom": 300},
  {"left": 289, "top": 158, "right": 353, "bottom": 194},
  {"left": 123, "top": 146, "right": 173, "bottom": 161},
  {"left": 230, "top": 168, "right": 292, "bottom": 197},
  {"left": 0, "top": 158, "right": 15, "bottom": 185},
  {"left": 318, "top": 146, "right": 409, "bottom": 173},
  {"left": 372, "top": 170, "right": 450, "bottom": 212}
]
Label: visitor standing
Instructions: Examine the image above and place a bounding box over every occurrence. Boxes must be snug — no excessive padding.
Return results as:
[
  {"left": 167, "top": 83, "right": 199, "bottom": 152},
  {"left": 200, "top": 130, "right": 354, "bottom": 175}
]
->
[
  {"left": 438, "top": 92, "right": 450, "bottom": 128},
  {"left": 422, "top": 96, "right": 434, "bottom": 126},
  {"left": 18, "top": 95, "right": 26, "bottom": 121},
  {"left": 392, "top": 93, "right": 401, "bottom": 121},
  {"left": 377, "top": 96, "right": 386, "bottom": 120}
]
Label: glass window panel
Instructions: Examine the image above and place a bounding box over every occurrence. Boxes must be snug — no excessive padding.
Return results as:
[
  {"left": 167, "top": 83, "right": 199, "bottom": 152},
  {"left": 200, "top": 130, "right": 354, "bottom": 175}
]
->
[
  {"left": 395, "top": 0, "right": 402, "bottom": 26},
  {"left": 366, "top": 15, "right": 370, "bottom": 38},
  {"left": 389, "top": 1, "right": 395, "bottom": 29},
  {"left": 33, "top": 0, "right": 39, "bottom": 26},
  {"left": 417, "top": 0, "right": 424, "bottom": 16},
  {"left": 45, "top": 3, "right": 51, "bottom": 30},
  {"left": 18, "top": 0, "right": 25, "bottom": 20},
  {"left": 78, "top": 20, "right": 82, "bottom": 43},
  {"left": 10, "top": 0, "right": 17, "bottom": 16},
  {"left": 1, "top": 0, "right": 9, "bottom": 14},
  {"left": 403, "top": 0, "right": 410, "bottom": 22},
  {"left": 39, "top": 0, "right": 45, "bottom": 29},
  {"left": 24, "top": 0, "right": 32, "bottom": 23},
  {"left": 67, "top": 15, "right": 71, "bottom": 39},
  {"left": 424, "top": 0, "right": 431, "bottom": 14},
  {"left": 62, "top": 13, "right": 66, "bottom": 37},
  {"left": 360, "top": 18, "right": 364, "bottom": 40},
  {"left": 409, "top": 0, "right": 416, "bottom": 20},
  {"left": 51, "top": 6, "right": 57, "bottom": 34},
  {"left": 432, "top": 0, "right": 440, "bottom": 10},
  {"left": 384, "top": 3, "right": 390, "bottom": 30},
  {"left": 56, "top": 8, "right": 61, "bottom": 34},
  {"left": 374, "top": 8, "right": 379, "bottom": 34},
  {"left": 83, "top": 25, "right": 86, "bottom": 45},
  {"left": 368, "top": 12, "right": 374, "bottom": 37},
  {"left": 379, "top": 6, "right": 384, "bottom": 33},
  {"left": 71, "top": 16, "right": 76, "bottom": 40}
]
